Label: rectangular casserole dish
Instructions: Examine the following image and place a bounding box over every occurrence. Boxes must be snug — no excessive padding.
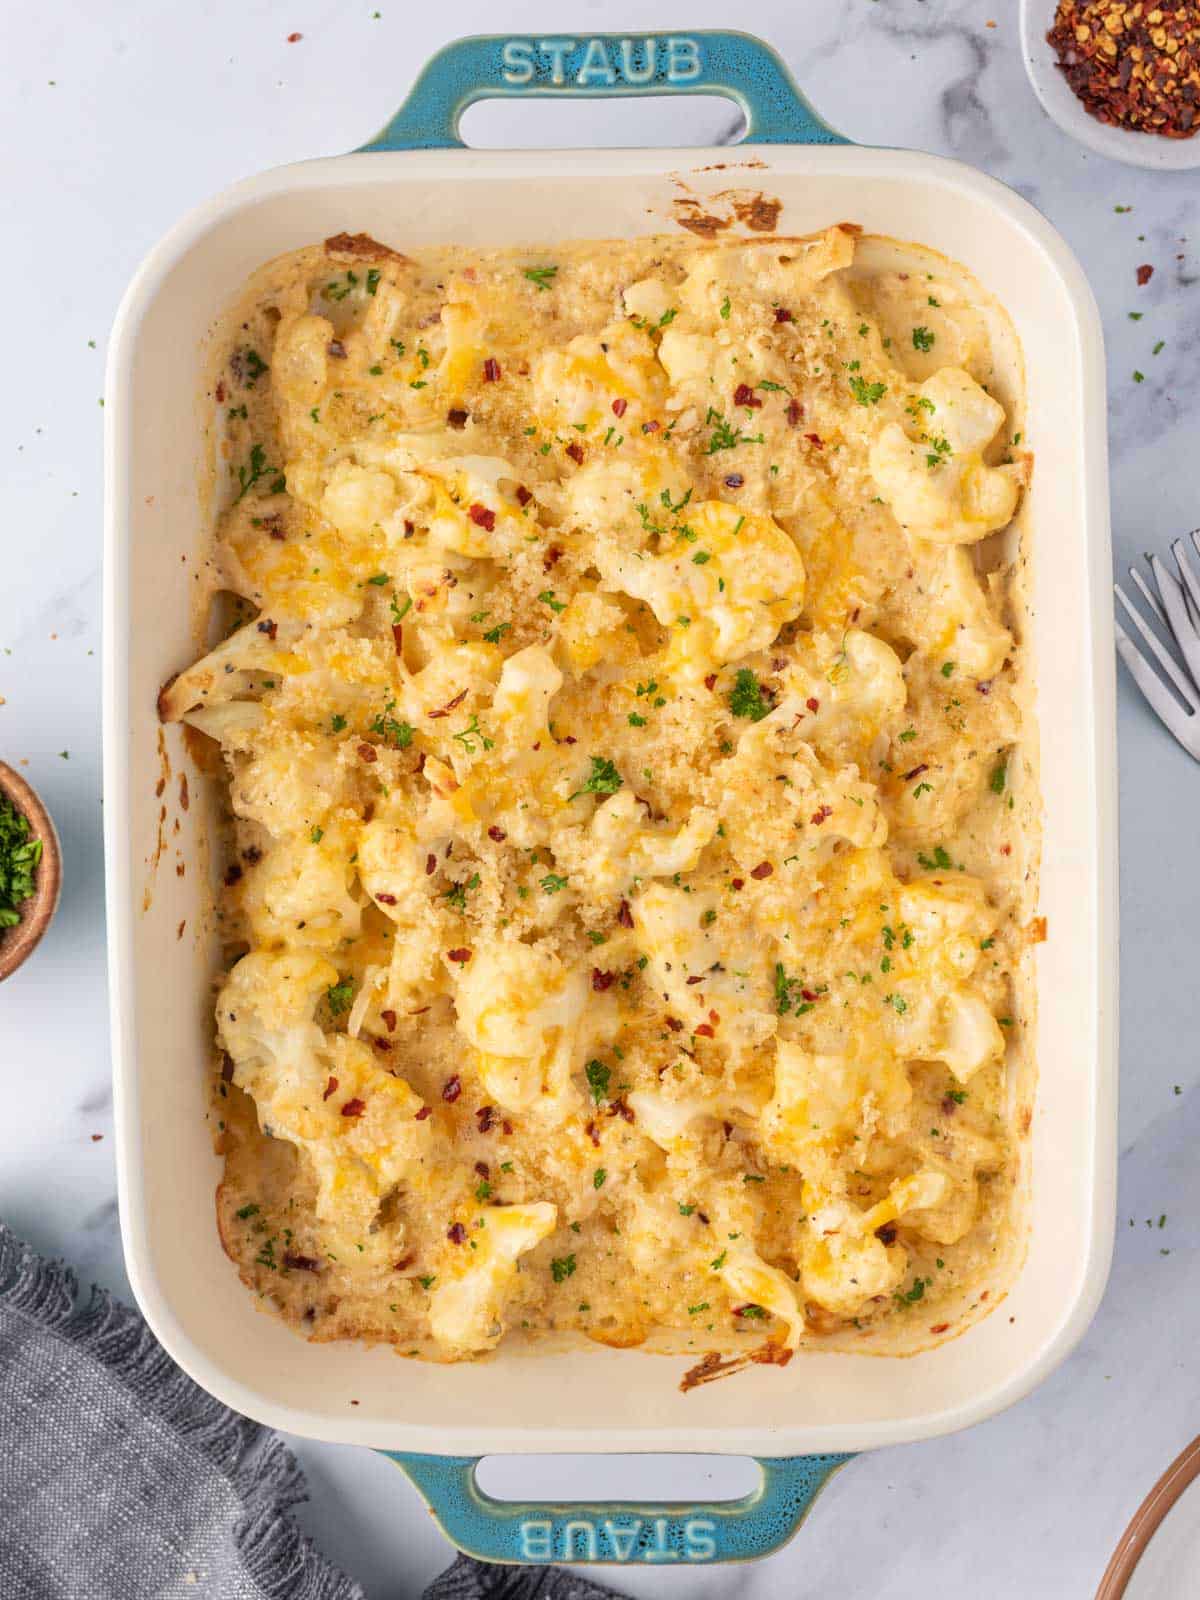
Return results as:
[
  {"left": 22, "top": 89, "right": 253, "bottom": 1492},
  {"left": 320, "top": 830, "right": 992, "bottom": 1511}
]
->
[{"left": 104, "top": 31, "right": 1118, "bottom": 1565}]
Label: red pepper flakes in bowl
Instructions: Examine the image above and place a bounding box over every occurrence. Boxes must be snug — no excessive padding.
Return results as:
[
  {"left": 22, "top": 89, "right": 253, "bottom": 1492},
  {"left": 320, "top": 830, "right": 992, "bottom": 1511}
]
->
[{"left": 1047, "top": 2, "right": 1200, "bottom": 137}]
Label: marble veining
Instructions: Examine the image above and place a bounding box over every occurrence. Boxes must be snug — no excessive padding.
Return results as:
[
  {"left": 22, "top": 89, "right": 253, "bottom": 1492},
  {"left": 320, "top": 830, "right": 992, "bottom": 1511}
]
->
[{"left": 3, "top": 1, "right": 1198, "bottom": 1595}]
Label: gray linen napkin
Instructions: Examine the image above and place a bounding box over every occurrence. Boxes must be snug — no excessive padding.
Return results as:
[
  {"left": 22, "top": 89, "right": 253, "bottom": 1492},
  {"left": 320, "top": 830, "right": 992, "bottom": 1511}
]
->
[{"left": 0, "top": 1223, "right": 621, "bottom": 1600}]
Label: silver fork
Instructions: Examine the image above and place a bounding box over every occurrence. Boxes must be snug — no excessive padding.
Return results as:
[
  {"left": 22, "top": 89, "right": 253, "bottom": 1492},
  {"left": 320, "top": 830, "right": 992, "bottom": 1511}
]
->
[{"left": 1114, "top": 531, "right": 1200, "bottom": 761}]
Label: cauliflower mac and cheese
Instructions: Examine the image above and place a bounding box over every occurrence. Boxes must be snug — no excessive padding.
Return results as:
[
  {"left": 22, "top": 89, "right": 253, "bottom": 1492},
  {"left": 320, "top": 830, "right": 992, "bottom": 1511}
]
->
[{"left": 163, "top": 225, "right": 1036, "bottom": 1364}]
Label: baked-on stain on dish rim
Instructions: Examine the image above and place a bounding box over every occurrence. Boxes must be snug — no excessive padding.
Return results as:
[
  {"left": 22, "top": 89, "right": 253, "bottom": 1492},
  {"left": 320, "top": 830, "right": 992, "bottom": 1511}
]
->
[{"left": 0, "top": 762, "right": 62, "bottom": 981}]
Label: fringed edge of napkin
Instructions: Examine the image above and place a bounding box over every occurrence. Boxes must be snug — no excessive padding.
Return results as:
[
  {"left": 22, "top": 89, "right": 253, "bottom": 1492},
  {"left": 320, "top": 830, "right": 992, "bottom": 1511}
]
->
[{"left": 0, "top": 1222, "right": 363, "bottom": 1600}]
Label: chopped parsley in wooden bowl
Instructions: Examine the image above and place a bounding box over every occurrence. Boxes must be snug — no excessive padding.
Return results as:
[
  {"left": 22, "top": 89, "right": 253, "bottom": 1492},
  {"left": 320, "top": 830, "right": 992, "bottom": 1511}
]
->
[{"left": 0, "top": 762, "right": 61, "bottom": 981}]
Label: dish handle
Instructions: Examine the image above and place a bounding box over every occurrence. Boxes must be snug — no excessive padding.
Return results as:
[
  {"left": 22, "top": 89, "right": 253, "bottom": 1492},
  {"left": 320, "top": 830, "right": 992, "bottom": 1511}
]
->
[
  {"left": 357, "top": 31, "right": 847, "bottom": 152},
  {"left": 382, "top": 1451, "right": 853, "bottom": 1565}
]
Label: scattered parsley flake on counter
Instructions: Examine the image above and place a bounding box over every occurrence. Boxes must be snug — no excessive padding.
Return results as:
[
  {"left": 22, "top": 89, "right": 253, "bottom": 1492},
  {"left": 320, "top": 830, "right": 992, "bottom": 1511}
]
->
[
  {"left": 523, "top": 265, "right": 558, "bottom": 291},
  {"left": 1128, "top": 311, "right": 1143, "bottom": 321},
  {"left": 1153, "top": 340, "right": 1165, "bottom": 355},
  {"left": 1133, "top": 370, "right": 1145, "bottom": 383}
]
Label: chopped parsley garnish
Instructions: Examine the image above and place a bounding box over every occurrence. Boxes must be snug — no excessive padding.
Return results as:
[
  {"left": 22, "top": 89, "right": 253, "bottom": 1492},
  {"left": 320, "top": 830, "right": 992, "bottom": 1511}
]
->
[
  {"left": 235, "top": 1203, "right": 259, "bottom": 1220},
  {"left": 482, "top": 621, "right": 511, "bottom": 644},
  {"left": 369, "top": 702, "right": 414, "bottom": 748},
  {"left": 418, "top": 1273, "right": 436, "bottom": 1289},
  {"left": 593, "top": 1168, "right": 607, "bottom": 1189},
  {"left": 330, "top": 714, "right": 347, "bottom": 733},
  {"left": 390, "top": 594, "right": 412, "bottom": 625},
  {"left": 737, "top": 1303, "right": 768, "bottom": 1318},
  {"left": 912, "top": 326, "right": 935, "bottom": 352},
  {"left": 885, "top": 993, "right": 908, "bottom": 1014},
  {"left": 539, "top": 872, "right": 569, "bottom": 894},
  {"left": 941, "top": 661, "right": 956, "bottom": 678},
  {"left": 367, "top": 572, "right": 390, "bottom": 586},
  {"left": 774, "top": 963, "right": 814, "bottom": 1017},
  {"left": 990, "top": 760, "right": 1007, "bottom": 794},
  {"left": 710, "top": 1250, "right": 727, "bottom": 1272},
  {"left": 366, "top": 268, "right": 381, "bottom": 295},
  {"left": 326, "top": 979, "right": 355, "bottom": 1015},
  {"left": 849, "top": 376, "right": 887, "bottom": 406},
  {"left": 551, "top": 1254, "right": 576, "bottom": 1283},
  {"left": 241, "top": 348, "right": 268, "bottom": 387},
  {"left": 570, "top": 756, "right": 623, "bottom": 800},
  {"left": 445, "top": 873, "right": 480, "bottom": 911},
  {"left": 916, "top": 846, "right": 955, "bottom": 871},
  {"left": 453, "top": 714, "right": 494, "bottom": 755},
  {"left": 538, "top": 589, "right": 566, "bottom": 614},
  {"left": 310, "top": 826, "right": 324, "bottom": 844},
  {"left": 720, "top": 295, "right": 731, "bottom": 319},
  {"left": 628, "top": 712, "right": 647, "bottom": 727},
  {"left": 704, "top": 407, "right": 763, "bottom": 454},
  {"left": 523, "top": 265, "right": 558, "bottom": 291},
  {"left": 688, "top": 1302, "right": 710, "bottom": 1314},
  {"left": 324, "top": 271, "right": 358, "bottom": 301},
  {"left": 925, "top": 435, "right": 953, "bottom": 469},
  {"left": 0, "top": 795, "right": 42, "bottom": 929},
  {"left": 585, "top": 1059, "right": 611, "bottom": 1105},
  {"left": 729, "top": 668, "right": 770, "bottom": 721},
  {"left": 895, "top": 1276, "right": 929, "bottom": 1305},
  {"left": 234, "top": 443, "right": 285, "bottom": 504},
  {"left": 946, "top": 1088, "right": 968, "bottom": 1104}
]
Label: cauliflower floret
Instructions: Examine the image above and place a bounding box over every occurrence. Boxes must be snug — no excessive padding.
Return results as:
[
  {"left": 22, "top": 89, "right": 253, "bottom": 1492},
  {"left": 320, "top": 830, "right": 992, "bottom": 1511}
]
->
[
  {"left": 241, "top": 815, "right": 362, "bottom": 952},
  {"left": 770, "top": 629, "right": 907, "bottom": 767},
  {"left": 451, "top": 941, "right": 594, "bottom": 1115},
  {"left": 919, "top": 545, "right": 1012, "bottom": 681},
  {"left": 677, "top": 228, "right": 856, "bottom": 322},
  {"left": 597, "top": 502, "right": 805, "bottom": 678},
  {"left": 718, "top": 1247, "right": 806, "bottom": 1349},
  {"left": 870, "top": 368, "right": 1025, "bottom": 543},
  {"left": 762, "top": 1040, "right": 912, "bottom": 1163},
  {"left": 533, "top": 318, "right": 664, "bottom": 433},
  {"left": 423, "top": 456, "right": 529, "bottom": 558},
  {"left": 320, "top": 461, "right": 398, "bottom": 538},
  {"left": 429, "top": 1201, "right": 557, "bottom": 1357},
  {"left": 558, "top": 790, "right": 718, "bottom": 900},
  {"left": 801, "top": 1169, "right": 948, "bottom": 1317}
]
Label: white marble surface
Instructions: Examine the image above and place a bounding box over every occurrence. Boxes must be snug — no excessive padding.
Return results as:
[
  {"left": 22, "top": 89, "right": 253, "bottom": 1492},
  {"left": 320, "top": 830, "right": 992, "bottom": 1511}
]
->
[{"left": 3, "top": 1, "right": 1199, "bottom": 1595}]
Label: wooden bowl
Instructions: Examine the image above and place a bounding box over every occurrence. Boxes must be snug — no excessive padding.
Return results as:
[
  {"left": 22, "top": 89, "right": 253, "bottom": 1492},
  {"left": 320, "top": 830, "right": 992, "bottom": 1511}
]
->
[{"left": 0, "top": 762, "right": 62, "bottom": 981}]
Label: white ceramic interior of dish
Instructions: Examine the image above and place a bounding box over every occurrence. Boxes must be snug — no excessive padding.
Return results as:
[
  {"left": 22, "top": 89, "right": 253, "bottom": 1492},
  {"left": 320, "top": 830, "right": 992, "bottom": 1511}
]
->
[
  {"left": 1020, "top": 0, "right": 1200, "bottom": 171},
  {"left": 104, "top": 143, "right": 1117, "bottom": 1457}
]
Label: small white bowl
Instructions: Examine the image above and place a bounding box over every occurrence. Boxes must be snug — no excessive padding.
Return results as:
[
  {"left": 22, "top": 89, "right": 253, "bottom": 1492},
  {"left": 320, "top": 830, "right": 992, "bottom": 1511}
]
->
[{"left": 1020, "top": 0, "right": 1200, "bottom": 171}]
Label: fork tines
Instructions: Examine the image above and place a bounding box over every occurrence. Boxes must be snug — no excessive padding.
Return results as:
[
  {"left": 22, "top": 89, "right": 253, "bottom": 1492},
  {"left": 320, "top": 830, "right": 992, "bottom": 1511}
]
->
[{"left": 1115, "top": 529, "right": 1200, "bottom": 760}]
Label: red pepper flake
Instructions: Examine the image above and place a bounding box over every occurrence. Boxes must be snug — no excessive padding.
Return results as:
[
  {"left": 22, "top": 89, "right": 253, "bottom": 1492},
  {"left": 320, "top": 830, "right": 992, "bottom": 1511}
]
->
[
  {"left": 704, "top": 673, "right": 718, "bottom": 691},
  {"left": 1137, "top": 263, "right": 1154, "bottom": 285},
  {"left": 774, "top": 308, "right": 793, "bottom": 323},
  {"left": 447, "top": 947, "right": 472, "bottom": 963},
  {"left": 283, "top": 1252, "right": 321, "bottom": 1271},
  {"left": 287, "top": 31, "right": 302, "bottom": 42},
  {"left": 476, "top": 1104, "right": 496, "bottom": 1133},
  {"left": 502, "top": 1120, "right": 513, "bottom": 1135},
  {"left": 800, "top": 988, "right": 819, "bottom": 1003},
  {"left": 665, "top": 1016, "right": 684, "bottom": 1032},
  {"left": 393, "top": 1254, "right": 415, "bottom": 1272},
  {"left": 940, "top": 1094, "right": 960, "bottom": 1117},
  {"left": 442, "top": 1075, "right": 462, "bottom": 1102},
  {"left": 447, "top": 408, "right": 469, "bottom": 430},
  {"left": 1048, "top": 1, "right": 1200, "bottom": 140},
  {"left": 750, "top": 861, "right": 774, "bottom": 879},
  {"left": 685, "top": 975, "right": 704, "bottom": 986},
  {"left": 447, "top": 1222, "right": 467, "bottom": 1244},
  {"left": 586, "top": 1119, "right": 601, "bottom": 1147},
  {"left": 322, "top": 1076, "right": 338, "bottom": 1102},
  {"left": 695, "top": 1023, "right": 715, "bottom": 1038},
  {"left": 610, "top": 1098, "right": 635, "bottom": 1123},
  {"left": 810, "top": 806, "right": 833, "bottom": 826},
  {"left": 372, "top": 1036, "right": 393, "bottom": 1055},
  {"left": 930, "top": 1322, "right": 951, "bottom": 1335},
  {"left": 223, "top": 863, "right": 243, "bottom": 887},
  {"left": 1000, "top": 844, "right": 1012, "bottom": 856},
  {"left": 708, "top": 1010, "right": 720, "bottom": 1025},
  {"left": 425, "top": 854, "right": 436, "bottom": 875},
  {"left": 515, "top": 485, "right": 532, "bottom": 506},
  {"left": 903, "top": 763, "right": 929, "bottom": 782},
  {"left": 733, "top": 383, "right": 762, "bottom": 410},
  {"left": 806, "top": 696, "right": 820, "bottom": 713},
  {"left": 731, "top": 877, "right": 745, "bottom": 891},
  {"left": 976, "top": 679, "right": 992, "bottom": 696},
  {"left": 429, "top": 687, "right": 469, "bottom": 720},
  {"left": 642, "top": 419, "right": 661, "bottom": 434},
  {"left": 357, "top": 742, "right": 377, "bottom": 763},
  {"left": 876, "top": 1222, "right": 897, "bottom": 1245},
  {"left": 591, "top": 969, "right": 616, "bottom": 992},
  {"left": 543, "top": 545, "right": 562, "bottom": 572},
  {"left": 404, "top": 519, "right": 415, "bottom": 537},
  {"left": 414, "top": 1105, "right": 432, "bottom": 1121},
  {"left": 341, "top": 1098, "right": 366, "bottom": 1118},
  {"left": 474, "top": 1160, "right": 490, "bottom": 1178},
  {"left": 376, "top": 891, "right": 397, "bottom": 905},
  {"left": 381, "top": 1009, "right": 397, "bottom": 1032},
  {"left": 782, "top": 400, "right": 802, "bottom": 428},
  {"left": 257, "top": 618, "right": 277, "bottom": 640},
  {"left": 617, "top": 899, "right": 634, "bottom": 929},
  {"left": 724, "top": 473, "right": 744, "bottom": 489},
  {"left": 566, "top": 441, "right": 585, "bottom": 464},
  {"left": 215, "top": 381, "right": 226, "bottom": 404},
  {"left": 804, "top": 432, "right": 824, "bottom": 449},
  {"left": 220, "top": 1054, "right": 235, "bottom": 1083},
  {"left": 611, "top": 397, "right": 628, "bottom": 417},
  {"left": 327, "top": 339, "right": 348, "bottom": 360},
  {"left": 483, "top": 357, "right": 502, "bottom": 382},
  {"left": 392, "top": 623, "right": 404, "bottom": 656},
  {"left": 468, "top": 503, "right": 496, "bottom": 532}
]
